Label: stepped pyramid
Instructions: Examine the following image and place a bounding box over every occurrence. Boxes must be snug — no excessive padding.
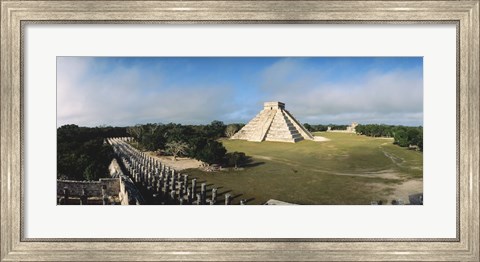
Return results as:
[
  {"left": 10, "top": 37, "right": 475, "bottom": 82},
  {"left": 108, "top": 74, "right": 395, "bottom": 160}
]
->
[{"left": 231, "top": 102, "right": 315, "bottom": 143}]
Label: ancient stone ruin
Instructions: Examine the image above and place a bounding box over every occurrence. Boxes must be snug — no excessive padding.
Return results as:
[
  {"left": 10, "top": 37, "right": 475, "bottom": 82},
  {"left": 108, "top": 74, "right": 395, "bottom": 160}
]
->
[
  {"left": 231, "top": 101, "right": 315, "bottom": 143},
  {"left": 115, "top": 138, "right": 243, "bottom": 205},
  {"left": 57, "top": 140, "right": 144, "bottom": 205},
  {"left": 327, "top": 122, "right": 358, "bottom": 133}
]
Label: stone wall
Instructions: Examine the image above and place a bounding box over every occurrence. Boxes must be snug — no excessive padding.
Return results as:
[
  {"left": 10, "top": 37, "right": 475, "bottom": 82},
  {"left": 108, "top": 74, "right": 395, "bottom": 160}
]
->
[
  {"left": 57, "top": 154, "right": 143, "bottom": 205},
  {"left": 57, "top": 178, "right": 120, "bottom": 197},
  {"left": 109, "top": 156, "right": 144, "bottom": 205}
]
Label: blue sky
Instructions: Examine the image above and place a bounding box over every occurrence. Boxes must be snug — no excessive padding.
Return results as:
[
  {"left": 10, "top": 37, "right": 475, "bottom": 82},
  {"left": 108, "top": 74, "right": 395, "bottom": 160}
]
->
[{"left": 57, "top": 57, "right": 423, "bottom": 127}]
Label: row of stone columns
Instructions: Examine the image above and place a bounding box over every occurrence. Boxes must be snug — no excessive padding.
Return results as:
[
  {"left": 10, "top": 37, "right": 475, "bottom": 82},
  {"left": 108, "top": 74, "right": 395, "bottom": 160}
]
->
[{"left": 108, "top": 138, "right": 241, "bottom": 205}]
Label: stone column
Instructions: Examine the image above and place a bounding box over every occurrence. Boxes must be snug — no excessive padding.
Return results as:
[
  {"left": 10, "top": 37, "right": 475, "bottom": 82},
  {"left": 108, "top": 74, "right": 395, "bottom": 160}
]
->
[
  {"left": 61, "top": 187, "right": 69, "bottom": 205},
  {"left": 224, "top": 193, "right": 231, "bottom": 205},
  {"left": 139, "top": 168, "right": 144, "bottom": 185},
  {"left": 164, "top": 172, "right": 169, "bottom": 185},
  {"left": 148, "top": 172, "right": 153, "bottom": 188},
  {"left": 183, "top": 175, "right": 189, "bottom": 195},
  {"left": 102, "top": 195, "right": 109, "bottom": 205},
  {"left": 163, "top": 179, "right": 170, "bottom": 197},
  {"left": 101, "top": 184, "right": 107, "bottom": 197},
  {"left": 196, "top": 194, "right": 202, "bottom": 205},
  {"left": 159, "top": 169, "right": 164, "bottom": 180},
  {"left": 157, "top": 177, "right": 163, "bottom": 194},
  {"left": 142, "top": 167, "right": 147, "bottom": 186},
  {"left": 201, "top": 183, "right": 207, "bottom": 205},
  {"left": 211, "top": 188, "right": 217, "bottom": 204},
  {"left": 102, "top": 185, "right": 109, "bottom": 205},
  {"left": 187, "top": 188, "right": 193, "bottom": 204},
  {"left": 80, "top": 188, "right": 88, "bottom": 205},
  {"left": 171, "top": 175, "right": 176, "bottom": 191},
  {"left": 178, "top": 182, "right": 184, "bottom": 199},
  {"left": 170, "top": 190, "right": 176, "bottom": 203},
  {"left": 192, "top": 178, "right": 197, "bottom": 196}
]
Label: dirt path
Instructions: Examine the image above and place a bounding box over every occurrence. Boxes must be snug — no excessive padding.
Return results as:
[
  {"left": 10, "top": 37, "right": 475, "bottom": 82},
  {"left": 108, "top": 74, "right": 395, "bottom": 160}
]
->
[
  {"left": 389, "top": 179, "right": 423, "bottom": 203},
  {"left": 252, "top": 154, "right": 402, "bottom": 180},
  {"left": 146, "top": 152, "right": 204, "bottom": 171},
  {"left": 331, "top": 169, "right": 402, "bottom": 180}
]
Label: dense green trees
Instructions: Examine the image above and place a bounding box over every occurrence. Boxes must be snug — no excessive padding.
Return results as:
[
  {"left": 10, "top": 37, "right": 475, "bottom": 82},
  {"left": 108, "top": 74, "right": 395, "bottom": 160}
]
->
[
  {"left": 165, "top": 140, "right": 189, "bottom": 161},
  {"left": 57, "top": 125, "right": 127, "bottom": 181},
  {"left": 303, "top": 124, "right": 348, "bottom": 132},
  {"left": 355, "top": 124, "right": 423, "bottom": 151},
  {"left": 355, "top": 124, "right": 395, "bottom": 137},
  {"left": 195, "top": 140, "right": 227, "bottom": 165},
  {"left": 225, "top": 151, "right": 248, "bottom": 169},
  {"left": 127, "top": 121, "right": 253, "bottom": 167},
  {"left": 57, "top": 121, "right": 249, "bottom": 173},
  {"left": 304, "top": 123, "right": 423, "bottom": 151},
  {"left": 130, "top": 121, "right": 231, "bottom": 165}
]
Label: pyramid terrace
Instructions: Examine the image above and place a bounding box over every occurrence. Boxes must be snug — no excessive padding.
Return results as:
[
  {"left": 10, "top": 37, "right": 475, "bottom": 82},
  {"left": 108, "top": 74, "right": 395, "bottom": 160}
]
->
[{"left": 231, "top": 102, "right": 314, "bottom": 143}]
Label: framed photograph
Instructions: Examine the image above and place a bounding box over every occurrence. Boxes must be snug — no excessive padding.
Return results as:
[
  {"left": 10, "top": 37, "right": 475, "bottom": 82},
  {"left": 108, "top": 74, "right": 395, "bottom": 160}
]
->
[{"left": 1, "top": 0, "right": 478, "bottom": 261}]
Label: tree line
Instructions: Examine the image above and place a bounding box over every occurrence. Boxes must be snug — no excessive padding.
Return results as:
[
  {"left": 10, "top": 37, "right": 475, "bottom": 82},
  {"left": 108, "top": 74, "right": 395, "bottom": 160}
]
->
[
  {"left": 303, "top": 123, "right": 423, "bottom": 151},
  {"left": 355, "top": 124, "right": 423, "bottom": 151},
  {"left": 303, "top": 124, "right": 349, "bottom": 132},
  {"left": 57, "top": 122, "right": 248, "bottom": 181},
  {"left": 57, "top": 124, "right": 128, "bottom": 181},
  {"left": 127, "top": 121, "right": 247, "bottom": 167}
]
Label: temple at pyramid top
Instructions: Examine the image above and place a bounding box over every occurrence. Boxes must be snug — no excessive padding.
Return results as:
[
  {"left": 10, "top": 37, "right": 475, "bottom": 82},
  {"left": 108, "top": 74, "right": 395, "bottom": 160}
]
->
[
  {"left": 231, "top": 102, "right": 315, "bottom": 143},
  {"left": 264, "top": 101, "right": 285, "bottom": 110}
]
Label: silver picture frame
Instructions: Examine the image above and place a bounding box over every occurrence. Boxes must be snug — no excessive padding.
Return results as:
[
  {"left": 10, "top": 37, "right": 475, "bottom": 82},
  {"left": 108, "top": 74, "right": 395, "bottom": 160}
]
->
[{"left": 1, "top": 1, "right": 478, "bottom": 261}]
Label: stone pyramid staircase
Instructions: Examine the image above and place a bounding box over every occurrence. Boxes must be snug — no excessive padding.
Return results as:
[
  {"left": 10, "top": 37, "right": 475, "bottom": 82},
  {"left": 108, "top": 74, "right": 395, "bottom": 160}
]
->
[{"left": 231, "top": 102, "right": 314, "bottom": 143}]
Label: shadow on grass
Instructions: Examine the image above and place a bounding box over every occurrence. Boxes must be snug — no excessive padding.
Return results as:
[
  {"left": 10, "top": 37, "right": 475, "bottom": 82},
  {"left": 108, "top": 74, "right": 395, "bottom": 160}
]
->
[
  {"left": 243, "top": 161, "right": 266, "bottom": 168},
  {"left": 231, "top": 194, "right": 243, "bottom": 200},
  {"left": 226, "top": 156, "right": 266, "bottom": 169},
  {"left": 219, "top": 190, "right": 232, "bottom": 196}
]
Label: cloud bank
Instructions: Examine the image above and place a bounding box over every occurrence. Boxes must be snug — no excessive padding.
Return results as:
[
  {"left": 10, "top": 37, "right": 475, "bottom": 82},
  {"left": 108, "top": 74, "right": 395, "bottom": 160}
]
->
[
  {"left": 57, "top": 57, "right": 423, "bottom": 127},
  {"left": 259, "top": 58, "right": 423, "bottom": 126},
  {"left": 57, "top": 58, "right": 237, "bottom": 127}
]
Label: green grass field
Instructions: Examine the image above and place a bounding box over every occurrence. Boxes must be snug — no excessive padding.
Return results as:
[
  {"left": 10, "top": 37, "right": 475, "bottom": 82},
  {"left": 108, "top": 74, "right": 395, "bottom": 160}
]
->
[{"left": 182, "top": 132, "right": 423, "bottom": 205}]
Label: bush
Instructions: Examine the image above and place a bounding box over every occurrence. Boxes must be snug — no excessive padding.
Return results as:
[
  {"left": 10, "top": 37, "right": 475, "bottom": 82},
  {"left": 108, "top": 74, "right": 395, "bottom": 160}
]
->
[
  {"left": 195, "top": 140, "right": 227, "bottom": 165},
  {"left": 225, "top": 151, "right": 247, "bottom": 168}
]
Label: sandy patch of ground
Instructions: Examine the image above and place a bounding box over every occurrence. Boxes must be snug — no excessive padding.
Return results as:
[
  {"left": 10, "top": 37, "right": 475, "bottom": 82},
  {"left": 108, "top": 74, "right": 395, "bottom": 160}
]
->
[
  {"left": 389, "top": 179, "right": 423, "bottom": 203},
  {"left": 146, "top": 152, "right": 204, "bottom": 171},
  {"left": 252, "top": 155, "right": 273, "bottom": 161},
  {"left": 313, "top": 136, "right": 331, "bottom": 142},
  {"left": 331, "top": 169, "right": 402, "bottom": 180}
]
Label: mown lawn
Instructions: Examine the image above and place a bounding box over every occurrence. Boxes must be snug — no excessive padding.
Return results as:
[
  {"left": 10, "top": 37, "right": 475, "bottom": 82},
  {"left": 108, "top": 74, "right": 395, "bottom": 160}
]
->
[{"left": 182, "top": 132, "right": 423, "bottom": 205}]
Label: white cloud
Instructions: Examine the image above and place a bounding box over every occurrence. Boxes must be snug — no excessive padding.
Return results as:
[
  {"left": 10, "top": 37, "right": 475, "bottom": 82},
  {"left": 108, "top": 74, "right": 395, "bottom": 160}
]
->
[
  {"left": 57, "top": 57, "right": 423, "bottom": 127},
  {"left": 57, "top": 58, "right": 236, "bottom": 127},
  {"left": 259, "top": 59, "right": 423, "bottom": 126}
]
